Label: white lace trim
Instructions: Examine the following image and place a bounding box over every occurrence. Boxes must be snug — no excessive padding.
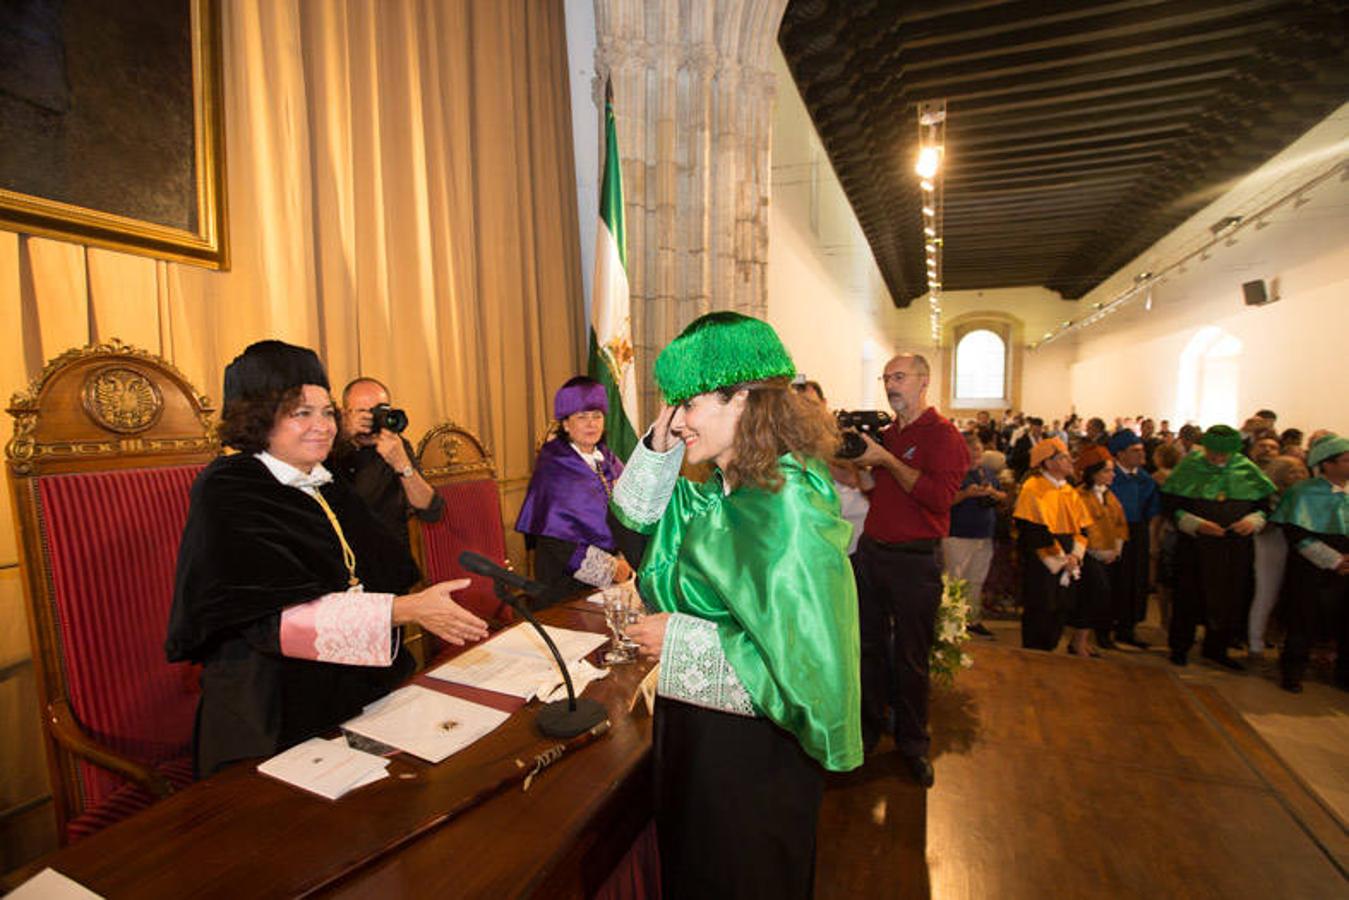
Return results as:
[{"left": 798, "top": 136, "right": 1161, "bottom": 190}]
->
[
  {"left": 612, "top": 433, "right": 684, "bottom": 527},
  {"left": 313, "top": 592, "right": 395, "bottom": 666},
  {"left": 574, "top": 545, "right": 618, "bottom": 587},
  {"left": 1298, "top": 538, "right": 1344, "bottom": 570},
  {"left": 657, "top": 613, "right": 756, "bottom": 717}
]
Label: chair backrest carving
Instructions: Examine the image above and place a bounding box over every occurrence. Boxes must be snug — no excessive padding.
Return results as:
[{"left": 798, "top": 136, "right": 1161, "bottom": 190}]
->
[
  {"left": 6, "top": 339, "right": 217, "bottom": 841},
  {"left": 413, "top": 421, "right": 513, "bottom": 623}
]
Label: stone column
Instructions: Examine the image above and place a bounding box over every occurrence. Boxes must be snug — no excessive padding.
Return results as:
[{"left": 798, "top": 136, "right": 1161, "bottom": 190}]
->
[{"left": 594, "top": 0, "right": 788, "bottom": 419}]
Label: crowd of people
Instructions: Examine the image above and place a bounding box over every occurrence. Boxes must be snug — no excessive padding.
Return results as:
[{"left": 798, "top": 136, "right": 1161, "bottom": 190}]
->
[{"left": 918, "top": 407, "right": 1348, "bottom": 694}]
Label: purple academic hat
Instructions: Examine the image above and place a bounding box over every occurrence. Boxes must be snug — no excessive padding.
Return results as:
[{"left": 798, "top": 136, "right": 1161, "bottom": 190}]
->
[{"left": 553, "top": 377, "right": 609, "bottom": 420}]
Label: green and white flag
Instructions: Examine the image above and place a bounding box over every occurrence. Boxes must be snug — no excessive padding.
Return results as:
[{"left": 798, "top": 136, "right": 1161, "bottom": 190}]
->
[{"left": 588, "top": 80, "right": 638, "bottom": 460}]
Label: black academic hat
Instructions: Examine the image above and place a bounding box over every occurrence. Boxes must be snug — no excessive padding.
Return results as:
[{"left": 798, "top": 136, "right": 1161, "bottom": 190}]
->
[{"left": 222, "top": 340, "right": 330, "bottom": 404}]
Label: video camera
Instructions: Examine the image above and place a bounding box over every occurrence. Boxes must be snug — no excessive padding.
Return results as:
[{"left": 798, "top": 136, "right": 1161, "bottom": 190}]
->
[{"left": 835, "top": 409, "right": 893, "bottom": 459}]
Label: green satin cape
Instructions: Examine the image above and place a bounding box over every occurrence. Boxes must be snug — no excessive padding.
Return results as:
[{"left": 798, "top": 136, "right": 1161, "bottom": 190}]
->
[
  {"left": 627, "top": 454, "right": 863, "bottom": 772},
  {"left": 1271, "top": 478, "right": 1349, "bottom": 536},
  {"left": 1161, "top": 451, "right": 1275, "bottom": 501}
]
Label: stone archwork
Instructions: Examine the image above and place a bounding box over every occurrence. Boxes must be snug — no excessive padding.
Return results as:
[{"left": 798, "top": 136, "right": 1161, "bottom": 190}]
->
[{"left": 593, "top": 0, "right": 789, "bottom": 419}]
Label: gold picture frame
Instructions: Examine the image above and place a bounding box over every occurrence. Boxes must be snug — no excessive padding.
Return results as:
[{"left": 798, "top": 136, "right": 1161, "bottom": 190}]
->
[{"left": 0, "top": 0, "right": 228, "bottom": 269}]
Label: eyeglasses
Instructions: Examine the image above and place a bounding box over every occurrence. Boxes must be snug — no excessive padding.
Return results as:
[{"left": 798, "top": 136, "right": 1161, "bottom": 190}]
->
[{"left": 879, "top": 372, "right": 910, "bottom": 385}]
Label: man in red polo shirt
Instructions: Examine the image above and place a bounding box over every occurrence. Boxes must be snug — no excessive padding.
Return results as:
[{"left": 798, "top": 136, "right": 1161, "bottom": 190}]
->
[{"left": 854, "top": 353, "right": 968, "bottom": 787}]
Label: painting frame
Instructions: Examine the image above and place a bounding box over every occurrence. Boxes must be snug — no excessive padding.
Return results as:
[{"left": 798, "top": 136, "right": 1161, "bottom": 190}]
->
[{"left": 0, "top": 0, "right": 228, "bottom": 270}]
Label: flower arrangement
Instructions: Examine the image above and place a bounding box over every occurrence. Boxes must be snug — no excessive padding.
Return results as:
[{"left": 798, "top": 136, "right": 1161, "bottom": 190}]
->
[{"left": 931, "top": 574, "right": 974, "bottom": 686}]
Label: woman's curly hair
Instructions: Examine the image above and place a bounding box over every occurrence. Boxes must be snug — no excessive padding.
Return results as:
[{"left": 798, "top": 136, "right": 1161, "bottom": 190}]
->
[
  {"left": 217, "top": 386, "right": 315, "bottom": 453},
  {"left": 718, "top": 377, "right": 840, "bottom": 492}
]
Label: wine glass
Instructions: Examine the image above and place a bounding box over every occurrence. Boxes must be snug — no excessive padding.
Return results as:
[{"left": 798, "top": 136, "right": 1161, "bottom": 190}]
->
[{"left": 602, "top": 583, "right": 640, "bottom": 664}]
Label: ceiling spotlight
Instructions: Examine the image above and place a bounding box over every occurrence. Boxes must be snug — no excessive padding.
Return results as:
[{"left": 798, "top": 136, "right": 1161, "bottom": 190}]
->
[
  {"left": 922, "top": 206, "right": 935, "bottom": 216},
  {"left": 1145, "top": 288, "right": 1153, "bottom": 312},
  {"left": 915, "top": 147, "right": 941, "bottom": 179},
  {"left": 924, "top": 226, "right": 936, "bottom": 237},
  {"left": 920, "top": 179, "right": 934, "bottom": 192},
  {"left": 1209, "top": 215, "right": 1242, "bottom": 234}
]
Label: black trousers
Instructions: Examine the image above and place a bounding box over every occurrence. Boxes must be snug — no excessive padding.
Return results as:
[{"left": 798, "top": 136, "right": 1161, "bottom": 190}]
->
[
  {"left": 1279, "top": 558, "right": 1349, "bottom": 683},
  {"left": 1106, "top": 522, "right": 1151, "bottom": 635},
  {"left": 654, "top": 698, "right": 823, "bottom": 900},
  {"left": 854, "top": 537, "right": 943, "bottom": 757},
  {"left": 1169, "top": 533, "right": 1254, "bottom": 656}
]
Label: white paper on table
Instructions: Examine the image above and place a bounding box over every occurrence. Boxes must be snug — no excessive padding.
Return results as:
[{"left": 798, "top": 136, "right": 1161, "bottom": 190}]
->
[
  {"left": 256, "top": 737, "right": 389, "bottom": 801},
  {"left": 341, "top": 685, "right": 509, "bottom": 764},
  {"left": 426, "top": 623, "right": 607, "bottom": 698},
  {"left": 326, "top": 737, "right": 390, "bottom": 789},
  {"left": 483, "top": 623, "right": 608, "bottom": 663},
  {"left": 6, "top": 868, "right": 104, "bottom": 900},
  {"left": 537, "top": 658, "right": 611, "bottom": 704}
]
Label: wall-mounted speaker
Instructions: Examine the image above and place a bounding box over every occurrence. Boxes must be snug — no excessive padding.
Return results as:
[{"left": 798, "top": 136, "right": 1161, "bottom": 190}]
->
[{"left": 1242, "top": 279, "right": 1271, "bottom": 306}]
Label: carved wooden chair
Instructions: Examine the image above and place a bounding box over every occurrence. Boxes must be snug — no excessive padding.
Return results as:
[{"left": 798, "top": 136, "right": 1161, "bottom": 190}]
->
[
  {"left": 412, "top": 421, "right": 515, "bottom": 626},
  {"left": 5, "top": 340, "right": 218, "bottom": 843}
]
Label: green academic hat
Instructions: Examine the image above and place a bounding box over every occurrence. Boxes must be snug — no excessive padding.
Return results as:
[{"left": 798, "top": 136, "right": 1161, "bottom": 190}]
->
[
  {"left": 1308, "top": 433, "right": 1349, "bottom": 469},
  {"left": 654, "top": 312, "right": 795, "bottom": 405},
  {"left": 1200, "top": 424, "right": 1243, "bottom": 454}
]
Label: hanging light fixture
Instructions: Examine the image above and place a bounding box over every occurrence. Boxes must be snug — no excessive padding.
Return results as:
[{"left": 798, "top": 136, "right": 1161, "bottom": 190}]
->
[{"left": 917, "top": 100, "right": 947, "bottom": 347}]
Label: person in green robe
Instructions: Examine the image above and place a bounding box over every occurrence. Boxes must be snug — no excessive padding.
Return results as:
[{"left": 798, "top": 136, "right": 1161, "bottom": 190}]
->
[
  {"left": 1162, "top": 424, "right": 1276, "bottom": 668},
  {"left": 1272, "top": 434, "right": 1349, "bottom": 692},
  {"left": 612, "top": 312, "right": 862, "bottom": 900}
]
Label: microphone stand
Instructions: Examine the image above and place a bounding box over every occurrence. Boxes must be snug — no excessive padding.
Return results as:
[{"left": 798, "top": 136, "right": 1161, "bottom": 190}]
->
[{"left": 491, "top": 581, "right": 608, "bottom": 738}]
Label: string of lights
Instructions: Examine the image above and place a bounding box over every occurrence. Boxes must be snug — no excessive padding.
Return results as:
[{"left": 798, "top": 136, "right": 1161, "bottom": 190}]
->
[
  {"left": 917, "top": 100, "right": 946, "bottom": 347},
  {"left": 1030, "top": 156, "right": 1348, "bottom": 350}
]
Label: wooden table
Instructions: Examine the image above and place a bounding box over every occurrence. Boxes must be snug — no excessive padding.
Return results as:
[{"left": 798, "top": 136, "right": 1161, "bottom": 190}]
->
[{"left": 4, "top": 602, "right": 655, "bottom": 899}]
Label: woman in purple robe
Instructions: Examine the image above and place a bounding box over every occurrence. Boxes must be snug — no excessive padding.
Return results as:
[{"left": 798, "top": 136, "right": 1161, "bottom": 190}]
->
[{"left": 515, "top": 377, "right": 631, "bottom": 604}]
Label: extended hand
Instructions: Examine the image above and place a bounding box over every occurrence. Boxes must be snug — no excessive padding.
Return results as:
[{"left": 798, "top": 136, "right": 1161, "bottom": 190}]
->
[
  {"left": 395, "top": 579, "right": 489, "bottom": 645},
  {"left": 1336, "top": 556, "right": 1349, "bottom": 576},
  {"left": 625, "top": 612, "right": 671, "bottom": 660},
  {"left": 1195, "top": 519, "right": 1226, "bottom": 538},
  {"left": 612, "top": 556, "right": 634, "bottom": 583},
  {"left": 1227, "top": 517, "right": 1257, "bottom": 537},
  {"left": 375, "top": 430, "right": 412, "bottom": 471}
]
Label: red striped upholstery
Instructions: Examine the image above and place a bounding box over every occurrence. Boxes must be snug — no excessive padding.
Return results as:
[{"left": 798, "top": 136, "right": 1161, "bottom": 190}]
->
[
  {"left": 419, "top": 479, "right": 514, "bottom": 621},
  {"left": 63, "top": 757, "right": 195, "bottom": 843},
  {"left": 37, "top": 465, "right": 205, "bottom": 824}
]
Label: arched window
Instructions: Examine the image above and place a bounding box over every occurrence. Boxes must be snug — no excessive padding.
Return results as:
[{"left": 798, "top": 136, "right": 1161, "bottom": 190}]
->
[{"left": 954, "top": 328, "right": 1006, "bottom": 401}]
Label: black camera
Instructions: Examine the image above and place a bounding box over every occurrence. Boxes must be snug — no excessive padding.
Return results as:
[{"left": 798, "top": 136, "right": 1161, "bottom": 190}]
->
[
  {"left": 835, "top": 409, "right": 893, "bottom": 459},
  {"left": 370, "top": 403, "right": 409, "bottom": 435}
]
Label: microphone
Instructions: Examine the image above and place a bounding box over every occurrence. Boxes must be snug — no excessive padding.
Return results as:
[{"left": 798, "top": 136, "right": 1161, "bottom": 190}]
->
[
  {"left": 458, "top": 551, "right": 549, "bottom": 598},
  {"left": 457, "top": 551, "right": 607, "bottom": 738}
]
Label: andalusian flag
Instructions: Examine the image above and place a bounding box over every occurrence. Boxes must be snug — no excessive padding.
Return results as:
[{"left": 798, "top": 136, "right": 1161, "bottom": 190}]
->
[{"left": 588, "top": 80, "right": 638, "bottom": 460}]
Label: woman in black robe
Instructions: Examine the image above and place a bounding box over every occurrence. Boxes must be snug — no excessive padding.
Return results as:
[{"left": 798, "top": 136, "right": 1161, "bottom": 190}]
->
[{"left": 166, "top": 340, "right": 488, "bottom": 776}]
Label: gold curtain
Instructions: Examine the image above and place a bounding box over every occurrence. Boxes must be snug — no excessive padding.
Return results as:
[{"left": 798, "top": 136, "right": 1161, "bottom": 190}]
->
[{"left": 0, "top": 0, "right": 583, "bottom": 862}]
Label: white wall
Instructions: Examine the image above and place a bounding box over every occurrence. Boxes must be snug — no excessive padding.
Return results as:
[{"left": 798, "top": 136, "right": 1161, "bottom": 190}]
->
[
  {"left": 1029, "top": 101, "right": 1349, "bottom": 436},
  {"left": 765, "top": 49, "right": 898, "bottom": 410}
]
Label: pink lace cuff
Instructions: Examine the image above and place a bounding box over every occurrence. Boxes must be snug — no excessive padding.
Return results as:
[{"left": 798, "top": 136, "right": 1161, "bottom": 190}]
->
[{"left": 279, "top": 592, "right": 397, "bottom": 666}]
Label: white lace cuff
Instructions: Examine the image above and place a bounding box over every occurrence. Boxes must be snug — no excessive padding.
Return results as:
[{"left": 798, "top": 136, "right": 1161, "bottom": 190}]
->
[
  {"left": 573, "top": 545, "right": 618, "bottom": 587},
  {"left": 611, "top": 431, "right": 685, "bottom": 530},
  {"left": 279, "top": 591, "right": 396, "bottom": 666},
  {"left": 1297, "top": 538, "right": 1344, "bottom": 570},
  {"left": 657, "top": 613, "right": 756, "bottom": 717}
]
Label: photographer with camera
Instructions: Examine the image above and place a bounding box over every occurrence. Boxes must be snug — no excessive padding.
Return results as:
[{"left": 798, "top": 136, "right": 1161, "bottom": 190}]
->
[
  {"left": 331, "top": 377, "right": 444, "bottom": 552},
  {"left": 850, "top": 353, "right": 968, "bottom": 788}
]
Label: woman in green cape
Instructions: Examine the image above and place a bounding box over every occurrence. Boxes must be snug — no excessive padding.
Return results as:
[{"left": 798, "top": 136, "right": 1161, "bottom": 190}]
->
[{"left": 613, "top": 312, "right": 862, "bottom": 899}]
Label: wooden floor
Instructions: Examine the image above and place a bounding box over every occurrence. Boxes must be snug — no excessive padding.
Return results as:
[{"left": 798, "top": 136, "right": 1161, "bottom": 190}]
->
[{"left": 816, "top": 642, "right": 1349, "bottom": 899}]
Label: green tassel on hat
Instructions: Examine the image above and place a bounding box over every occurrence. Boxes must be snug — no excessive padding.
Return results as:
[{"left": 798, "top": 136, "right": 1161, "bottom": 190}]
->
[
  {"left": 1308, "top": 433, "right": 1349, "bottom": 469},
  {"left": 654, "top": 312, "right": 796, "bottom": 404},
  {"left": 1200, "top": 424, "right": 1243, "bottom": 454}
]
